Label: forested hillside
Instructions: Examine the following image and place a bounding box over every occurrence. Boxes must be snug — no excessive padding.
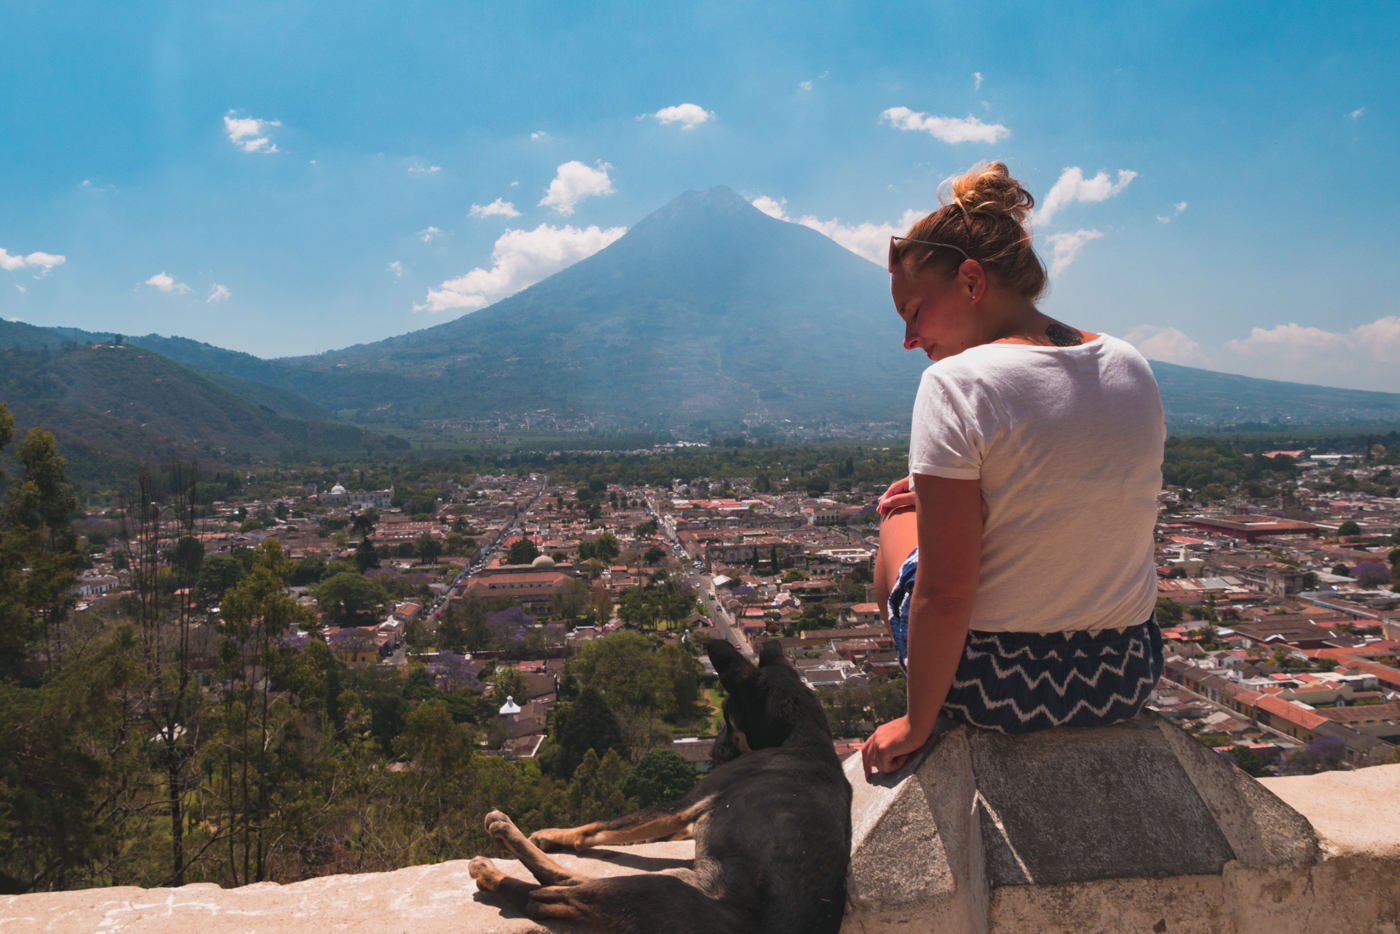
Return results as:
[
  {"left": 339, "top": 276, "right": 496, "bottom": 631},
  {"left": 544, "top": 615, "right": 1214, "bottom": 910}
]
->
[{"left": 0, "top": 342, "right": 405, "bottom": 487}]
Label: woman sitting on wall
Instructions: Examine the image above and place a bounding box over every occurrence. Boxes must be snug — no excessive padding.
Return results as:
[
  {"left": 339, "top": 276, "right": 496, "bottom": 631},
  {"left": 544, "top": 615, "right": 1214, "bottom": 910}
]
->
[{"left": 861, "top": 162, "right": 1165, "bottom": 778}]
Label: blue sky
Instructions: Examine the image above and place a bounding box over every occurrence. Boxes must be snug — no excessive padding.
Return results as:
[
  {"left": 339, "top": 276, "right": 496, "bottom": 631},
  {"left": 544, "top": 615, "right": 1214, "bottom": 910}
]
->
[{"left": 2, "top": 2, "right": 1397, "bottom": 390}]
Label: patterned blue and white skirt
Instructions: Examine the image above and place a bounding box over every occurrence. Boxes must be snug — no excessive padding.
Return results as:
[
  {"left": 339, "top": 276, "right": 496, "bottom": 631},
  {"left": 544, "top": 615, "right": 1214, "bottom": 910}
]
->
[{"left": 887, "top": 548, "right": 1163, "bottom": 734}]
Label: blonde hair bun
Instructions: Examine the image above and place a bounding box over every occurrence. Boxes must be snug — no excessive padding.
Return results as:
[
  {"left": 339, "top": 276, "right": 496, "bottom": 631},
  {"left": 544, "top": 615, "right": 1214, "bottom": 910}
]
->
[
  {"left": 904, "top": 160, "right": 1047, "bottom": 301},
  {"left": 943, "top": 161, "right": 1035, "bottom": 226}
]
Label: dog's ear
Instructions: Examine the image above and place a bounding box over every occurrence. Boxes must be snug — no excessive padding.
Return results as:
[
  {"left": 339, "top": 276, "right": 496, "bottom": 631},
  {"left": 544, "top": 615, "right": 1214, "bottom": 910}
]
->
[
  {"left": 707, "top": 639, "right": 757, "bottom": 695},
  {"left": 757, "top": 640, "right": 785, "bottom": 668}
]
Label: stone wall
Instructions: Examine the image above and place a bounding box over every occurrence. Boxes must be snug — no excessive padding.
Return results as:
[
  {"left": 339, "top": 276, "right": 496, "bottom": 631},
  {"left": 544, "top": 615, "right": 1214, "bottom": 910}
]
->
[{"left": 4, "top": 715, "right": 1399, "bottom": 933}]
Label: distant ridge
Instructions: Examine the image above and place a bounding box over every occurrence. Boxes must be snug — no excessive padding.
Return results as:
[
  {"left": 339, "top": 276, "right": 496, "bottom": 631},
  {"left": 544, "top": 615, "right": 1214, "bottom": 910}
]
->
[
  {"left": 0, "top": 337, "right": 406, "bottom": 484},
  {"left": 1149, "top": 360, "right": 1400, "bottom": 430},
  {"left": 6, "top": 189, "right": 1400, "bottom": 436}
]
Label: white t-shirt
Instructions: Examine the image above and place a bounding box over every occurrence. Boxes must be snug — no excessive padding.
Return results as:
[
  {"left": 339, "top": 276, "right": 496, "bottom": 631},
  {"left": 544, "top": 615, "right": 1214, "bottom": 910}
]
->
[{"left": 908, "top": 334, "right": 1163, "bottom": 634}]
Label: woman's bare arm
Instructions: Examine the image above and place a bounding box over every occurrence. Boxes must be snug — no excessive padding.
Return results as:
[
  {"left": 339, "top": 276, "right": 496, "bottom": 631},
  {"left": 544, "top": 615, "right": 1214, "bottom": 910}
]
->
[{"left": 861, "top": 473, "right": 981, "bottom": 777}]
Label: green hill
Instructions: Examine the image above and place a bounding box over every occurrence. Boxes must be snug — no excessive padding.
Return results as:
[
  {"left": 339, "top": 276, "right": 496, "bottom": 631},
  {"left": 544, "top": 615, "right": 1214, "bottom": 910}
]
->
[{"left": 0, "top": 342, "right": 406, "bottom": 485}]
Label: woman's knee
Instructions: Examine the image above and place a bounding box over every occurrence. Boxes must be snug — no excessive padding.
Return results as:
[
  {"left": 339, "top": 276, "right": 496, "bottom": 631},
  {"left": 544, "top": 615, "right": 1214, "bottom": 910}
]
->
[{"left": 876, "top": 506, "right": 918, "bottom": 604}]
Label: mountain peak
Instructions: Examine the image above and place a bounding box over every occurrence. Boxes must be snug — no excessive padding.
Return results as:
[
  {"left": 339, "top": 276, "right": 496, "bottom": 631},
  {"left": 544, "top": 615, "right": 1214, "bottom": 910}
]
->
[{"left": 630, "top": 185, "right": 766, "bottom": 235}]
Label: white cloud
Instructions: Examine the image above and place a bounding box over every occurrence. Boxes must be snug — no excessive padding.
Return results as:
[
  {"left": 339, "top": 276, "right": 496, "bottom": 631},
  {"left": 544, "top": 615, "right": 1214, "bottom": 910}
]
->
[
  {"left": 0, "top": 248, "right": 66, "bottom": 275},
  {"left": 1044, "top": 228, "right": 1103, "bottom": 276},
  {"left": 223, "top": 111, "right": 281, "bottom": 153},
  {"left": 751, "top": 195, "right": 789, "bottom": 220},
  {"left": 1123, "top": 325, "right": 1203, "bottom": 364},
  {"left": 145, "top": 272, "right": 190, "bottom": 294},
  {"left": 879, "top": 106, "right": 1010, "bottom": 144},
  {"left": 539, "top": 161, "right": 615, "bottom": 215},
  {"left": 14, "top": 284, "right": 26, "bottom": 293},
  {"left": 418, "top": 226, "right": 442, "bottom": 243},
  {"left": 1217, "top": 316, "right": 1400, "bottom": 391},
  {"left": 973, "top": 72, "right": 983, "bottom": 90},
  {"left": 530, "top": 130, "right": 548, "bottom": 140},
  {"left": 470, "top": 198, "right": 521, "bottom": 219},
  {"left": 1348, "top": 107, "right": 1365, "bottom": 120},
  {"left": 748, "top": 194, "right": 921, "bottom": 266},
  {"left": 1352, "top": 317, "right": 1400, "bottom": 357},
  {"left": 409, "top": 162, "right": 442, "bottom": 175},
  {"left": 645, "top": 102, "right": 715, "bottom": 130},
  {"left": 799, "top": 80, "right": 813, "bottom": 91},
  {"left": 207, "top": 283, "right": 231, "bottom": 303},
  {"left": 415, "top": 222, "right": 626, "bottom": 313},
  {"left": 388, "top": 261, "right": 403, "bottom": 278},
  {"left": 795, "top": 211, "right": 926, "bottom": 266},
  {"left": 1226, "top": 322, "right": 1349, "bottom": 355},
  {"left": 1037, "top": 167, "right": 1136, "bottom": 226},
  {"left": 1156, "top": 201, "right": 1189, "bottom": 224}
]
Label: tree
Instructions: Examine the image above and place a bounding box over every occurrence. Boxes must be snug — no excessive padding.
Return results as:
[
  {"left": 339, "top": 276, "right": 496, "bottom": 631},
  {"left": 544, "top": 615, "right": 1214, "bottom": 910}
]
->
[
  {"left": 622, "top": 748, "right": 698, "bottom": 807},
  {"left": 1351, "top": 562, "right": 1391, "bottom": 588},
  {"left": 197, "top": 554, "right": 247, "bottom": 607},
  {"left": 392, "top": 701, "right": 471, "bottom": 771},
  {"left": 548, "top": 578, "right": 591, "bottom": 621},
  {"left": 314, "top": 572, "right": 390, "bottom": 628},
  {"left": 488, "top": 665, "right": 528, "bottom": 705},
  {"left": 4, "top": 424, "right": 80, "bottom": 671},
  {"left": 214, "top": 539, "right": 313, "bottom": 884},
  {"left": 120, "top": 460, "right": 205, "bottom": 886},
  {"left": 414, "top": 534, "right": 442, "bottom": 565},
  {"left": 1338, "top": 520, "right": 1361, "bottom": 537},
  {"left": 563, "top": 748, "right": 633, "bottom": 824},
  {"left": 1227, "top": 745, "right": 1271, "bottom": 777},
  {"left": 353, "top": 534, "right": 379, "bottom": 572},
  {"left": 566, "top": 631, "right": 700, "bottom": 751},
  {"left": 1284, "top": 736, "right": 1346, "bottom": 775},
  {"left": 349, "top": 509, "right": 379, "bottom": 538},
  {"left": 633, "top": 519, "right": 658, "bottom": 537},
  {"left": 505, "top": 536, "right": 541, "bottom": 565},
  {"left": 616, "top": 586, "right": 656, "bottom": 630},
  {"left": 578, "top": 533, "right": 620, "bottom": 563},
  {"left": 590, "top": 586, "right": 613, "bottom": 625},
  {"left": 543, "top": 686, "right": 626, "bottom": 779}
]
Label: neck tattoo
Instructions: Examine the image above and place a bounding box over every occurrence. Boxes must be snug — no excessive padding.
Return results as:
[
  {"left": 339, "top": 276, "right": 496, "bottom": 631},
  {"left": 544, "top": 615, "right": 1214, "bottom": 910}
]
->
[{"left": 1045, "top": 322, "right": 1083, "bottom": 347}]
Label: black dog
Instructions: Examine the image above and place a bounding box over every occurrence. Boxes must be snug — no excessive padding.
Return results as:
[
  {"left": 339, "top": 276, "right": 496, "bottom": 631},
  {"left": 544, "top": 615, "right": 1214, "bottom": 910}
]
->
[{"left": 469, "top": 639, "right": 852, "bottom": 933}]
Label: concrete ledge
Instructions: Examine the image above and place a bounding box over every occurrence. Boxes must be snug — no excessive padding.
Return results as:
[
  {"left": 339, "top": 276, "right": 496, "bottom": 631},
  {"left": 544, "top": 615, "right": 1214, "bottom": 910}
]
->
[
  {"left": 0, "top": 842, "right": 694, "bottom": 934},
  {"left": 4, "top": 720, "right": 1399, "bottom": 933}
]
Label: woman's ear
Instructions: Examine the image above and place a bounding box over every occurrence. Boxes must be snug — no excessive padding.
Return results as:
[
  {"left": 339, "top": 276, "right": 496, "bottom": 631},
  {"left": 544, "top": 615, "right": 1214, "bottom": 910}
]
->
[{"left": 959, "top": 258, "right": 986, "bottom": 302}]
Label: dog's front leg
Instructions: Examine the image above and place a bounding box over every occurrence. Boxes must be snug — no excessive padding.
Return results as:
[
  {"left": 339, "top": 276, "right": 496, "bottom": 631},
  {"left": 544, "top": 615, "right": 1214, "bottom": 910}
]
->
[{"left": 530, "top": 793, "right": 715, "bottom": 852}]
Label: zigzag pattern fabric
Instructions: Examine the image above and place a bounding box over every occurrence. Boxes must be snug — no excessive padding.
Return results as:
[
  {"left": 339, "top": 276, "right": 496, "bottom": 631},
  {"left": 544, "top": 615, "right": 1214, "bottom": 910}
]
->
[{"left": 887, "top": 548, "right": 1164, "bottom": 734}]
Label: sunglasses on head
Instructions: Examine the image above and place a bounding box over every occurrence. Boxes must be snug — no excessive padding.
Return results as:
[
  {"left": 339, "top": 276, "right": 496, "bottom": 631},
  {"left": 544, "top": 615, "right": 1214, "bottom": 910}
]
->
[{"left": 887, "top": 235, "right": 971, "bottom": 274}]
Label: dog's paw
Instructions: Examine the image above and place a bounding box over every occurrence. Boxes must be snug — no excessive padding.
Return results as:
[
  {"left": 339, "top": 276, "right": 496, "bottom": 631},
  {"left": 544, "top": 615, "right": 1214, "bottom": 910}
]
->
[
  {"left": 485, "top": 810, "right": 520, "bottom": 845},
  {"left": 468, "top": 856, "right": 503, "bottom": 892}
]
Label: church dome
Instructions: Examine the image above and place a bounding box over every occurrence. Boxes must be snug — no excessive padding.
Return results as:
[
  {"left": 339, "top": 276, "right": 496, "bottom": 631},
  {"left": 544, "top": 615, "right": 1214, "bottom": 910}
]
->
[
  {"left": 330, "top": 483, "right": 347, "bottom": 495},
  {"left": 531, "top": 554, "right": 556, "bottom": 569}
]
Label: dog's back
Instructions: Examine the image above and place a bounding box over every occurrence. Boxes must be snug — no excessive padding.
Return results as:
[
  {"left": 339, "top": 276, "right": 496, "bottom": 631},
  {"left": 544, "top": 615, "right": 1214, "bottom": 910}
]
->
[
  {"left": 698, "top": 640, "right": 852, "bottom": 934},
  {"left": 469, "top": 639, "right": 852, "bottom": 934}
]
